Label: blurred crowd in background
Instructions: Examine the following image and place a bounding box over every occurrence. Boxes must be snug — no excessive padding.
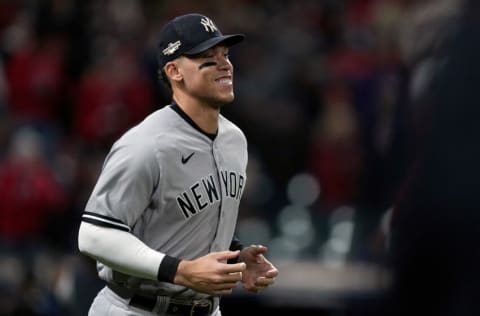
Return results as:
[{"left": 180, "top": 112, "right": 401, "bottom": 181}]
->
[{"left": 0, "top": 0, "right": 466, "bottom": 315}]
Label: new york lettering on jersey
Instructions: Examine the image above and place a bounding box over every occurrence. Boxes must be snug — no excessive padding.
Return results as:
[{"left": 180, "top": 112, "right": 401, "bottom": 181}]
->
[{"left": 176, "top": 170, "right": 245, "bottom": 219}]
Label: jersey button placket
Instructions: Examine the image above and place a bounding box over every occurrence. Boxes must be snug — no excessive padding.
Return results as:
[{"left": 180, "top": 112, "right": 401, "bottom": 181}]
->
[{"left": 211, "top": 143, "right": 224, "bottom": 252}]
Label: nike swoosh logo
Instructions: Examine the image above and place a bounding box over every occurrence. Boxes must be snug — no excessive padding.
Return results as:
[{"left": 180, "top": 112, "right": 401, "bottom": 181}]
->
[{"left": 181, "top": 152, "right": 195, "bottom": 164}]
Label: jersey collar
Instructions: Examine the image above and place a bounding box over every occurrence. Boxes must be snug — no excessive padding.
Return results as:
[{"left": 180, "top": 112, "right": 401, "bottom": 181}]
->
[{"left": 169, "top": 101, "right": 218, "bottom": 141}]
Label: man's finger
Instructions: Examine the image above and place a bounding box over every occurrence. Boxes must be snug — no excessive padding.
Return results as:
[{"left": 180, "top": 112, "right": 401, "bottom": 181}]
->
[
  {"left": 255, "top": 276, "right": 275, "bottom": 287},
  {"left": 214, "top": 250, "right": 240, "bottom": 261},
  {"left": 265, "top": 268, "right": 279, "bottom": 278},
  {"left": 222, "top": 262, "right": 246, "bottom": 273},
  {"left": 214, "top": 288, "right": 234, "bottom": 296},
  {"left": 249, "top": 245, "right": 268, "bottom": 255},
  {"left": 256, "top": 254, "right": 265, "bottom": 264},
  {"left": 214, "top": 282, "right": 239, "bottom": 291},
  {"left": 224, "top": 271, "right": 243, "bottom": 282}
]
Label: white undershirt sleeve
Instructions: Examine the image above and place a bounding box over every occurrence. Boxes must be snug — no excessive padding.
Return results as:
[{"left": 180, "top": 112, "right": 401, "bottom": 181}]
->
[{"left": 78, "top": 221, "right": 165, "bottom": 280}]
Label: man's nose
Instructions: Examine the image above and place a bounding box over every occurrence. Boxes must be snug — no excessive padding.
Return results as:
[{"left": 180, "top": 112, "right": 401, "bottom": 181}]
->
[{"left": 217, "top": 55, "right": 231, "bottom": 70}]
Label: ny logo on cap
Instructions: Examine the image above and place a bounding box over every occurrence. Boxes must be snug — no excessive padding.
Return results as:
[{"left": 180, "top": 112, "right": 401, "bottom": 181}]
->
[{"left": 200, "top": 17, "right": 217, "bottom": 33}]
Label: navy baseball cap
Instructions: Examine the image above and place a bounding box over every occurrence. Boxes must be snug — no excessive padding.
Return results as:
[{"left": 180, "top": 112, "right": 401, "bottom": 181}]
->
[{"left": 157, "top": 13, "right": 245, "bottom": 68}]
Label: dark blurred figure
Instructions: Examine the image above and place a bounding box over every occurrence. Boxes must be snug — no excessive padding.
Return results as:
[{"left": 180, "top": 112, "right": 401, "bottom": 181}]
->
[
  {"left": 308, "top": 78, "right": 364, "bottom": 210},
  {"left": 5, "top": 34, "right": 65, "bottom": 124},
  {"left": 387, "top": 0, "right": 480, "bottom": 315},
  {"left": 0, "top": 127, "right": 67, "bottom": 253},
  {"left": 71, "top": 45, "right": 154, "bottom": 149}
]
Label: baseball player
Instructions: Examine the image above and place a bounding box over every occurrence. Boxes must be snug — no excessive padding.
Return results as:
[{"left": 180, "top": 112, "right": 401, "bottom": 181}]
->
[{"left": 77, "top": 13, "right": 278, "bottom": 316}]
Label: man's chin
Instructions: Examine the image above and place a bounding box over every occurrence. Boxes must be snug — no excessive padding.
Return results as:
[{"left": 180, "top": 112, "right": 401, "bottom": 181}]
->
[{"left": 212, "top": 95, "right": 235, "bottom": 108}]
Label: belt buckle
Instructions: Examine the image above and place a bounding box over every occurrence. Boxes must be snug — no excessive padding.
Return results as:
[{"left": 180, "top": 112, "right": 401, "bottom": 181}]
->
[{"left": 189, "top": 299, "right": 212, "bottom": 316}]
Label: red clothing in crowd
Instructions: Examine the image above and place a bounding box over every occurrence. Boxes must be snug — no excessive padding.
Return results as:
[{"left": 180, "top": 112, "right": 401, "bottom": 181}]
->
[
  {"left": 6, "top": 37, "right": 65, "bottom": 122},
  {"left": 72, "top": 50, "right": 153, "bottom": 145},
  {"left": 0, "top": 159, "right": 66, "bottom": 240}
]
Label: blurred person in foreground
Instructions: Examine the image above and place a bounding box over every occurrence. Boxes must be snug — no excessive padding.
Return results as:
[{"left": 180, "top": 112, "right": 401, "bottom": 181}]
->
[
  {"left": 386, "top": 1, "right": 480, "bottom": 315},
  {"left": 77, "top": 13, "right": 278, "bottom": 316}
]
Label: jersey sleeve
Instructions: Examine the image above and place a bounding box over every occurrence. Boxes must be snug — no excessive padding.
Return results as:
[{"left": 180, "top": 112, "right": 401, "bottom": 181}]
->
[{"left": 82, "top": 139, "right": 160, "bottom": 231}]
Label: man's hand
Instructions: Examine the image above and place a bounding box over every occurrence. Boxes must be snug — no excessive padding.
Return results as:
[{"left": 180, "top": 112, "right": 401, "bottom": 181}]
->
[
  {"left": 238, "top": 245, "right": 279, "bottom": 293},
  {"left": 174, "top": 251, "right": 245, "bottom": 296}
]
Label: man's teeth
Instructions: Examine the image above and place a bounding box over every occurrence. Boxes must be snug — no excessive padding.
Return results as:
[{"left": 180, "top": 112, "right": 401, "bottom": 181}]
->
[{"left": 217, "top": 78, "right": 232, "bottom": 84}]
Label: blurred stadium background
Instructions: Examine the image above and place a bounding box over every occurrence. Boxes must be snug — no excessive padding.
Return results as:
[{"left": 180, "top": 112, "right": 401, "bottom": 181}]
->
[{"left": 0, "top": 0, "right": 461, "bottom": 315}]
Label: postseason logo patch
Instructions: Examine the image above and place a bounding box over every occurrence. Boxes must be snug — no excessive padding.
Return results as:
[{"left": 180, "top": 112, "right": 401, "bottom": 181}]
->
[{"left": 163, "top": 41, "right": 181, "bottom": 56}]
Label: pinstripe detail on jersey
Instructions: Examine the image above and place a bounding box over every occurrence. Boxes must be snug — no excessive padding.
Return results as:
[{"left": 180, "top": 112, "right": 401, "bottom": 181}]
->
[{"left": 82, "top": 212, "right": 131, "bottom": 232}]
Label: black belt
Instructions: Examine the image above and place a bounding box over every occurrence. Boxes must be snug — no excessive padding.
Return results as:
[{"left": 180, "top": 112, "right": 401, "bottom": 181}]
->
[{"left": 107, "top": 284, "right": 213, "bottom": 316}]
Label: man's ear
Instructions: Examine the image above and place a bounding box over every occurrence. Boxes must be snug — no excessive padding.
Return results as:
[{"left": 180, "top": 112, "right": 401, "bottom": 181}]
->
[{"left": 164, "top": 61, "right": 183, "bottom": 83}]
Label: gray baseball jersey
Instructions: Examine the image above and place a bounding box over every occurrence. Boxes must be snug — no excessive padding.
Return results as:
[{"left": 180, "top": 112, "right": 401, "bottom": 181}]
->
[{"left": 81, "top": 102, "right": 247, "bottom": 299}]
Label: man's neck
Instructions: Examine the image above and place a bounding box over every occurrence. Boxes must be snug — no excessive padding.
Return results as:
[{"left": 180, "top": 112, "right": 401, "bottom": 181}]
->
[{"left": 173, "top": 94, "right": 220, "bottom": 135}]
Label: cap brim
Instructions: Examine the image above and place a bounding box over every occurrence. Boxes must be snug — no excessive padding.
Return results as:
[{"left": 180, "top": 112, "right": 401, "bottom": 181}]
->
[{"left": 184, "top": 34, "right": 245, "bottom": 55}]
